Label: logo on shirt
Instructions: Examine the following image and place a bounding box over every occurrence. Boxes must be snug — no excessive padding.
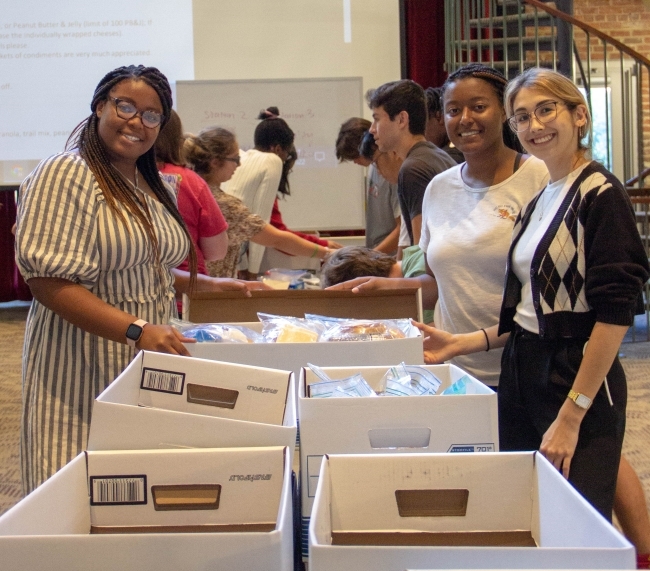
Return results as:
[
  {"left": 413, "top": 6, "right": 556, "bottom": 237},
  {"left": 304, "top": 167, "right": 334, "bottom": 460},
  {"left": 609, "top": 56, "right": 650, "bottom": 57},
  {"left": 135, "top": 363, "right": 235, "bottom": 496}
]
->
[
  {"left": 491, "top": 204, "right": 517, "bottom": 222},
  {"left": 368, "top": 183, "right": 379, "bottom": 198}
]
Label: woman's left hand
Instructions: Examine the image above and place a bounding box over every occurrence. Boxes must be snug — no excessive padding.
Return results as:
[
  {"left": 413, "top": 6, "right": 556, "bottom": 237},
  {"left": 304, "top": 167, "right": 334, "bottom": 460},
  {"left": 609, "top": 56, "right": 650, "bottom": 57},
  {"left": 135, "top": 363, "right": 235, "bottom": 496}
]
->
[{"left": 539, "top": 412, "right": 581, "bottom": 479}]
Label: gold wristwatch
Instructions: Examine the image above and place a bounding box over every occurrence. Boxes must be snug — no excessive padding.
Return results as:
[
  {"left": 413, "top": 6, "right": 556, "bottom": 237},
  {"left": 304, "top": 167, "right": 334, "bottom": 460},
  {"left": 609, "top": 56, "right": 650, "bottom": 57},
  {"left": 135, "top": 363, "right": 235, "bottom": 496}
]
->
[{"left": 567, "top": 389, "right": 592, "bottom": 410}]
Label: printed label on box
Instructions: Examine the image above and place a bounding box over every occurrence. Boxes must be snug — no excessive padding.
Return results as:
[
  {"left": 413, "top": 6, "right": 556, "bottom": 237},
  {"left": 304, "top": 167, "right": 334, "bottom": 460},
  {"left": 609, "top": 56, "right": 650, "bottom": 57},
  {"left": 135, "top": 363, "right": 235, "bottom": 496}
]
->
[
  {"left": 307, "top": 455, "right": 324, "bottom": 497},
  {"left": 90, "top": 475, "right": 148, "bottom": 506},
  {"left": 447, "top": 443, "right": 495, "bottom": 453},
  {"left": 140, "top": 368, "right": 185, "bottom": 395}
]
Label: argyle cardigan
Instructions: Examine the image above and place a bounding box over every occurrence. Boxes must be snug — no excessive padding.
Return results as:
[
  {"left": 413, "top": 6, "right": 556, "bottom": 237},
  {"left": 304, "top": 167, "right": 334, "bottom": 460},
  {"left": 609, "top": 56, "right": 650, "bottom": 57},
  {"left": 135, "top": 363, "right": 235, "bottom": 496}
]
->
[{"left": 498, "top": 161, "right": 649, "bottom": 339}]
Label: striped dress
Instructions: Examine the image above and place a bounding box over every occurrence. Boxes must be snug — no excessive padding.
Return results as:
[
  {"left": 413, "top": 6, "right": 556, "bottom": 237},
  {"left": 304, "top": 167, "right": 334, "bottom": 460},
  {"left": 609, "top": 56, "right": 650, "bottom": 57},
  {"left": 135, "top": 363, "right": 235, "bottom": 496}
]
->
[{"left": 15, "top": 152, "right": 189, "bottom": 494}]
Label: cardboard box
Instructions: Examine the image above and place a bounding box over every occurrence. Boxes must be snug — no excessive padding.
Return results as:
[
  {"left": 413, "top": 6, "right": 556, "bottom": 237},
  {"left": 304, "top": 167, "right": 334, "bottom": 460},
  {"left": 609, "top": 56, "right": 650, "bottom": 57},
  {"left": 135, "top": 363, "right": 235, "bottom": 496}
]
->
[
  {"left": 88, "top": 351, "right": 297, "bottom": 453},
  {"left": 183, "top": 288, "right": 423, "bottom": 323},
  {"left": 187, "top": 322, "right": 424, "bottom": 383},
  {"left": 0, "top": 447, "right": 293, "bottom": 571},
  {"left": 299, "top": 364, "right": 498, "bottom": 557},
  {"left": 309, "top": 452, "right": 635, "bottom": 570}
]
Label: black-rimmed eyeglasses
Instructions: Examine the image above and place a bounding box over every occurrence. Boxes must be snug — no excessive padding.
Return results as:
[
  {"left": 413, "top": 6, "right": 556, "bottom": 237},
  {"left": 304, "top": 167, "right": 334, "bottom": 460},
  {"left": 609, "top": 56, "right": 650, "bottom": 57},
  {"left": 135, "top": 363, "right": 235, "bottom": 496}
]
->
[
  {"left": 109, "top": 97, "right": 164, "bottom": 129},
  {"left": 223, "top": 156, "right": 241, "bottom": 166},
  {"left": 508, "top": 101, "right": 559, "bottom": 133}
]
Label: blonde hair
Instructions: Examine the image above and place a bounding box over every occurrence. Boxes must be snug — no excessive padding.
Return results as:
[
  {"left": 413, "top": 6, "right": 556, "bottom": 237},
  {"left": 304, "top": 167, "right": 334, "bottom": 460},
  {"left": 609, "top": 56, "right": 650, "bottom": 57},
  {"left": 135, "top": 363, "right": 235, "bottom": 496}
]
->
[{"left": 504, "top": 67, "right": 592, "bottom": 152}]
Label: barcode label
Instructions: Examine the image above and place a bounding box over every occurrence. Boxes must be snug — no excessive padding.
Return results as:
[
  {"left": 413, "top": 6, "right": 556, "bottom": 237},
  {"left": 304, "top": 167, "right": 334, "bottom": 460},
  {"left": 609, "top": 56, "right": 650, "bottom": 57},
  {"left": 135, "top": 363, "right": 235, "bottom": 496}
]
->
[
  {"left": 90, "top": 475, "right": 147, "bottom": 505},
  {"left": 140, "top": 367, "right": 185, "bottom": 394}
]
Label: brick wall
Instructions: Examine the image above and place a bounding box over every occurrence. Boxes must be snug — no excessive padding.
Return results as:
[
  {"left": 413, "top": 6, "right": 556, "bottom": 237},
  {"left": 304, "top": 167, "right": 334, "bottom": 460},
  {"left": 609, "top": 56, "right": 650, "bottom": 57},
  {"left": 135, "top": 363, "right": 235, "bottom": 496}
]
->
[{"left": 573, "top": 0, "right": 650, "bottom": 173}]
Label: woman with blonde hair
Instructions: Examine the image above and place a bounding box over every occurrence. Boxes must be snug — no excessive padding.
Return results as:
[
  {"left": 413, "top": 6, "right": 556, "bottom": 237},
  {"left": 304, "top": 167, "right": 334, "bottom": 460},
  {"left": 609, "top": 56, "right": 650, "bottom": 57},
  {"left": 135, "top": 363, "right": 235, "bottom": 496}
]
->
[{"left": 416, "top": 67, "right": 649, "bottom": 524}]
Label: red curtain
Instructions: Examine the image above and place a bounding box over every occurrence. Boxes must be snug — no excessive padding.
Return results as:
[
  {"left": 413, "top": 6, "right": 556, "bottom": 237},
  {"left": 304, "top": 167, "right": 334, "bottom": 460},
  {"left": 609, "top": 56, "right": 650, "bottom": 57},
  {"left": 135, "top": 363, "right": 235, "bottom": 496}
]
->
[
  {"left": 403, "top": 0, "right": 447, "bottom": 88},
  {"left": 0, "top": 190, "right": 32, "bottom": 302}
]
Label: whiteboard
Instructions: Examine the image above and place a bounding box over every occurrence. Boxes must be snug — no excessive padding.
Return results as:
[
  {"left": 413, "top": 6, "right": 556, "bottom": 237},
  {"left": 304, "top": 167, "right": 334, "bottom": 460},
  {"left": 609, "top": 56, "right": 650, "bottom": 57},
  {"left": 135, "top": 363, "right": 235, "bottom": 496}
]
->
[{"left": 176, "top": 77, "right": 365, "bottom": 231}]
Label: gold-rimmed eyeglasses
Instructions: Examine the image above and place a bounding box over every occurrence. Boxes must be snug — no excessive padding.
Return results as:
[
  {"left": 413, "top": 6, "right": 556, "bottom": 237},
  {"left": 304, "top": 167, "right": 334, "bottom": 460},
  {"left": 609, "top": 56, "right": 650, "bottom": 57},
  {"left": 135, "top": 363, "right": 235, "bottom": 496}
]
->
[{"left": 507, "top": 101, "right": 559, "bottom": 133}]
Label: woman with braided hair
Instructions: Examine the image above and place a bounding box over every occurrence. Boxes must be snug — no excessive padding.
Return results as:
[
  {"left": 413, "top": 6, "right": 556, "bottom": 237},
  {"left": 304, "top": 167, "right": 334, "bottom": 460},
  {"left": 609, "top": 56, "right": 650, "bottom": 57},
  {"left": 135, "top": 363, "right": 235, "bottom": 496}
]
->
[{"left": 16, "top": 65, "right": 197, "bottom": 493}]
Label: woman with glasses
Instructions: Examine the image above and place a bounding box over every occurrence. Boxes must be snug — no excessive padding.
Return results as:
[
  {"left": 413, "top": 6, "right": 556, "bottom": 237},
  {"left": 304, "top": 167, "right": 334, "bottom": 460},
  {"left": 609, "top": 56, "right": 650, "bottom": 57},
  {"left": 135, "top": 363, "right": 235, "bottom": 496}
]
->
[
  {"left": 415, "top": 67, "right": 649, "bottom": 522},
  {"left": 184, "top": 126, "right": 332, "bottom": 279},
  {"left": 15, "top": 65, "right": 199, "bottom": 492}
]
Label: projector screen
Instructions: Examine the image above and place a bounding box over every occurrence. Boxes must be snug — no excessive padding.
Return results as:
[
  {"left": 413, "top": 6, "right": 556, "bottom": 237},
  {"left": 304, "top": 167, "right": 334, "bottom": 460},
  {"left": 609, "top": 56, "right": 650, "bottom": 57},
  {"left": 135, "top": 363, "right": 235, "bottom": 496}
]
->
[
  {"left": 1, "top": 0, "right": 400, "bottom": 230},
  {"left": 0, "top": 0, "right": 194, "bottom": 185}
]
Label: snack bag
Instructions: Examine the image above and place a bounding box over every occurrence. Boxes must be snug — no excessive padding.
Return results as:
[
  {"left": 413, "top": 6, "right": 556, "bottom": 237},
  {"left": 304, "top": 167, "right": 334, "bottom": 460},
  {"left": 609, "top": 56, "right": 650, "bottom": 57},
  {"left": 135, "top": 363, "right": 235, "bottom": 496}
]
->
[
  {"left": 441, "top": 375, "right": 476, "bottom": 395},
  {"left": 378, "top": 363, "right": 442, "bottom": 396},
  {"left": 309, "top": 374, "right": 376, "bottom": 398},
  {"left": 258, "top": 313, "right": 325, "bottom": 343},
  {"left": 170, "top": 319, "right": 262, "bottom": 343},
  {"left": 319, "top": 318, "right": 412, "bottom": 342}
]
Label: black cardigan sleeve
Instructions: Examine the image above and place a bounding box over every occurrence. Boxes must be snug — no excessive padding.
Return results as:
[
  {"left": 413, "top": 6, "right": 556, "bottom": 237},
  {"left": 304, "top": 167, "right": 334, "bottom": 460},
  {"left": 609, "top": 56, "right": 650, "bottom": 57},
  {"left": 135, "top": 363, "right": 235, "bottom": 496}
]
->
[{"left": 583, "top": 169, "right": 649, "bottom": 326}]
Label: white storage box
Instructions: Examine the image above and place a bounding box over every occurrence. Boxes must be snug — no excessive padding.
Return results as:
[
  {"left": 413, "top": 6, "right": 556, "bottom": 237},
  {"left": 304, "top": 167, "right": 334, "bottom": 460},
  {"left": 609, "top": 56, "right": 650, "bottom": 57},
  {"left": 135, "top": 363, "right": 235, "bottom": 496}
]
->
[
  {"left": 0, "top": 447, "right": 293, "bottom": 571},
  {"left": 299, "top": 364, "right": 498, "bottom": 556},
  {"left": 88, "top": 351, "right": 296, "bottom": 452},
  {"left": 309, "top": 452, "right": 635, "bottom": 570},
  {"left": 187, "top": 322, "right": 424, "bottom": 381}
]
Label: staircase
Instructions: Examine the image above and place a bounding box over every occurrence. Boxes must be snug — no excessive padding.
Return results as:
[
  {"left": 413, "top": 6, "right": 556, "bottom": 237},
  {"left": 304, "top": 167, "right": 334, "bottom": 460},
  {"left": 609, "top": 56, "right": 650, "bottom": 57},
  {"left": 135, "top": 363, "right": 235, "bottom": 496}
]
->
[{"left": 445, "top": 0, "right": 650, "bottom": 339}]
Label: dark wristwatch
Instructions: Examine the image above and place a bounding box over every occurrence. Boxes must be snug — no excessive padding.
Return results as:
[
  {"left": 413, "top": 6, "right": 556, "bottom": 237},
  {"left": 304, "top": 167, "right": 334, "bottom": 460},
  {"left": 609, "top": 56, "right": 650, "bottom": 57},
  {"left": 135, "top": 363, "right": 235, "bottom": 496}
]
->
[{"left": 126, "top": 319, "right": 148, "bottom": 348}]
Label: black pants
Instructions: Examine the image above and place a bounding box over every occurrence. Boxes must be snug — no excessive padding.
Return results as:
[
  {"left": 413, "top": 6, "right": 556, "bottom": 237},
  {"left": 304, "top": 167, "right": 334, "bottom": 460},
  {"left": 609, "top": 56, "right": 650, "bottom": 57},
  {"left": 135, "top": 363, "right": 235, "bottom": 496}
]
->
[{"left": 498, "top": 326, "right": 626, "bottom": 521}]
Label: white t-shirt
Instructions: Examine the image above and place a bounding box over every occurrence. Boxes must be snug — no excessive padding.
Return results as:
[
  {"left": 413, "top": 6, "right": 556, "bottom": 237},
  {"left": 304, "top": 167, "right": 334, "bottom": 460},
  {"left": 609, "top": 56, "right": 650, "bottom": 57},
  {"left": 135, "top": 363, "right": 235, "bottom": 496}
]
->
[
  {"left": 419, "top": 156, "right": 549, "bottom": 385},
  {"left": 512, "top": 162, "right": 591, "bottom": 333},
  {"left": 223, "top": 148, "right": 283, "bottom": 274}
]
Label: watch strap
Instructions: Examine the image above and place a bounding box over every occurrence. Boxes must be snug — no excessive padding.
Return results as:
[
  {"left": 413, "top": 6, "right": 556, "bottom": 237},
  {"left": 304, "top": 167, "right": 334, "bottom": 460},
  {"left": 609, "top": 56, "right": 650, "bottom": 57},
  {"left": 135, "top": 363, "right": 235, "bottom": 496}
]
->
[
  {"left": 567, "top": 389, "right": 592, "bottom": 410},
  {"left": 126, "top": 319, "right": 148, "bottom": 348}
]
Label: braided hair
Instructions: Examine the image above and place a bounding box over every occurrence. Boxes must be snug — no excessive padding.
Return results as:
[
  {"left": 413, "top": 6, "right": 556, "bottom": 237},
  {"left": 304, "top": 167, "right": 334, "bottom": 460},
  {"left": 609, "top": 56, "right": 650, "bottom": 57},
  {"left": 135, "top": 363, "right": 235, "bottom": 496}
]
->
[
  {"left": 66, "top": 65, "right": 197, "bottom": 289},
  {"left": 442, "top": 64, "right": 523, "bottom": 153}
]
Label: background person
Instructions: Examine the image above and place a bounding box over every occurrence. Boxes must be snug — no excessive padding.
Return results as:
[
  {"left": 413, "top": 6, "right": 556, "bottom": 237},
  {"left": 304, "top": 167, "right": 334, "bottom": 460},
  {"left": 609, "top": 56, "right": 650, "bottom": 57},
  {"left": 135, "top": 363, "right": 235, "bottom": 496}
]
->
[
  {"left": 184, "top": 127, "right": 331, "bottom": 279},
  {"left": 335, "top": 117, "right": 401, "bottom": 253},
  {"left": 320, "top": 246, "right": 433, "bottom": 324},
  {"left": 155, "top": 109, "right": 228, "bottom": 274},
  {"left": 367, "top": 79, "right": 456, "bottom": 246},
  {"left": 15, "top": 65, "right": 196, "bottom": 493},
  {"left": 424, "top": 86, "right": 464, "bottom": 164},
  {"left": 223, "top": 107, "right": 293, "bottom": 278}
]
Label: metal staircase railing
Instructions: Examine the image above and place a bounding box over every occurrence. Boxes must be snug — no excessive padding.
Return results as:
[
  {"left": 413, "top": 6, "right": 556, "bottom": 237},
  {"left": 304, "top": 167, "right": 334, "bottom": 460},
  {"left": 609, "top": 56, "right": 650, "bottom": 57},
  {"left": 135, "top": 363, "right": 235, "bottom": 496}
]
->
[{"left": 445, "top": 0, "right": 650, "bottom": 340}]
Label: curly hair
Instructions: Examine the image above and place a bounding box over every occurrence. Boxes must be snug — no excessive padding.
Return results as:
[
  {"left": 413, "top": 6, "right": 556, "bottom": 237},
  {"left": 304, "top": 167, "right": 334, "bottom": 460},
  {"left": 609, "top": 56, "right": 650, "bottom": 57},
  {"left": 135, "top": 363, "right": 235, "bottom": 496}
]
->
[
  {"left": 320, "top": 246, "right": 396, "bottom": 288},
  {"left": 183, "top": 126, "right": 237, "bottom": 177}
]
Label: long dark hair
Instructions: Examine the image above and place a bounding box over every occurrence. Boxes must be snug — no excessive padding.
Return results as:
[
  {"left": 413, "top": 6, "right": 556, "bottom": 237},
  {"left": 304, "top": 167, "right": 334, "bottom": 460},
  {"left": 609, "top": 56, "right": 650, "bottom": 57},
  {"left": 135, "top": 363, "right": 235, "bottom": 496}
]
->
[
  {"left": 442, "top": 63, "right": 523, "bottom": 153},
  {"left": 66, "top": 65, "right": 197, "bottom": 288},
  {"left": 155, "top": 109, "right": 185, "bottom": 166}
]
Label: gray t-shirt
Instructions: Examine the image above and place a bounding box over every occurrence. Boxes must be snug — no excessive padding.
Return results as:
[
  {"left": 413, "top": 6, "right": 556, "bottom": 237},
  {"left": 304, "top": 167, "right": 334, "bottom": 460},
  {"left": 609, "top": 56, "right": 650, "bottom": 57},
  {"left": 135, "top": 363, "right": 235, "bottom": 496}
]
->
[
  {"left": 398, "top": 141, "right": 456, "bottom": 244},
  {"left": 365, "top": 164, "right": 400, "bottom": 250}
]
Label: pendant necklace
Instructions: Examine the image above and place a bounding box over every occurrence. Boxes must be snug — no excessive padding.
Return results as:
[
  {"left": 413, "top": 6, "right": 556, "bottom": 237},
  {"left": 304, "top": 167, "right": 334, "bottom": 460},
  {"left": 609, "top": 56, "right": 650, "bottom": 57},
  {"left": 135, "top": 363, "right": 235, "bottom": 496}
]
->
[{"left": 124, "top": 167, "right": 141, "bottom": 195}]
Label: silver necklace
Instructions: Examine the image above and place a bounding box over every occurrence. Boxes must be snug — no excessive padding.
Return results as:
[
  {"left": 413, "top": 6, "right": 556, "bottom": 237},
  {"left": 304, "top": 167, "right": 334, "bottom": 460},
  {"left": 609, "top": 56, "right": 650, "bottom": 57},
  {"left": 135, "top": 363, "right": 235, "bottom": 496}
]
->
[{"left": 124, "top": 167, "right": 141, "bottom": 194}]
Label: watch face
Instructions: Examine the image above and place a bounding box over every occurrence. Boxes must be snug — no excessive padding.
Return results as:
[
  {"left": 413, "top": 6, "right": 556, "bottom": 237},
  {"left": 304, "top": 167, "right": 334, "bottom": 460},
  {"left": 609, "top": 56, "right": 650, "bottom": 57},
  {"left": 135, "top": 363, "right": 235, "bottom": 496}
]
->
[
  {"left": 575, "top": 394, "right": 591, "bottom": 409},
  {"left": 126, "top": 323, "right": 143, "bottom": 341}
]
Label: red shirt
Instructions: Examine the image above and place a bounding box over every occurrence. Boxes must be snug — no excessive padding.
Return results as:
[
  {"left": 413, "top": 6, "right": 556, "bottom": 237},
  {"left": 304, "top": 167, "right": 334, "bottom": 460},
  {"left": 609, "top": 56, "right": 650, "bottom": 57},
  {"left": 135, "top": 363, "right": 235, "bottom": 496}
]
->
[{"left": 160, "top": 163, "right": 228, "bottom": 274}]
